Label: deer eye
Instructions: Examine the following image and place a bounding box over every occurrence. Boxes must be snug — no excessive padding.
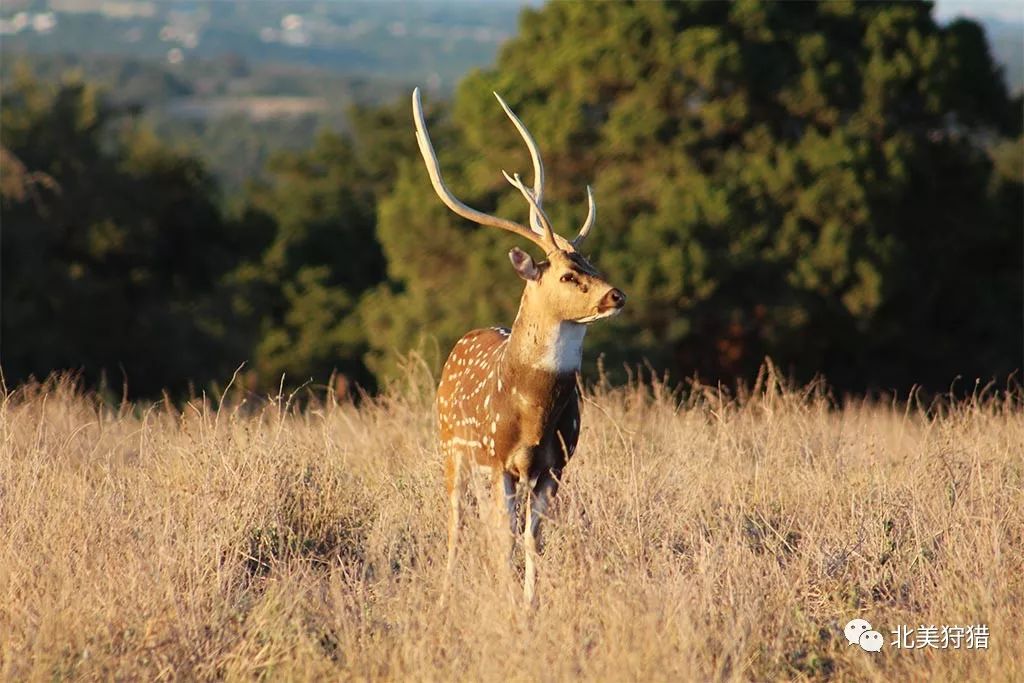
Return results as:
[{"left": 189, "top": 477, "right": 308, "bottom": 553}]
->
[{"left": 560, "top": 273, "right": 578, "bottom": 284}]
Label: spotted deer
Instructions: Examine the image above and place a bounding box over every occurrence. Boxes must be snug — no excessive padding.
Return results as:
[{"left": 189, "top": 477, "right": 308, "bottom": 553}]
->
[{"left": 412, "top": 88, "right": 626, "bottom": 605}]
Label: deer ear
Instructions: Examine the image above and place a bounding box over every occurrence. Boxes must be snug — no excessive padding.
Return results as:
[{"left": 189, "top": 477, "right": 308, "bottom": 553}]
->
[{"left": 508, "top": 247, "right": 540, "bottom": 281}]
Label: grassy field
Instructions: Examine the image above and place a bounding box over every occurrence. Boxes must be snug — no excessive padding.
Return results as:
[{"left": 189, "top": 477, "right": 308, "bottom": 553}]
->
[{"left": 1, "top": 366, "right": 1021, "bottom": 681}]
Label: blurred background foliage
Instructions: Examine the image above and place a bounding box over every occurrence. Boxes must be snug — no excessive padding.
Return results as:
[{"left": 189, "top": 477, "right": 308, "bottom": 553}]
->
[{"left": 1, "top": 0, "right": 1021, "bottom": 397}]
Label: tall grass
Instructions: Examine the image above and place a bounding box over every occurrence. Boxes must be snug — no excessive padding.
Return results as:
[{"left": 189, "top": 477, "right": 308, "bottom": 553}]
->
[{"left": 1, "top": 366, "right": 1021, "bottom": 681}]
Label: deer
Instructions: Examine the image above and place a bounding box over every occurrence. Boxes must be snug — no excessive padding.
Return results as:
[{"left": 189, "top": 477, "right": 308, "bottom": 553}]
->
[{"left": 412, "top": 87, "right": 626, "bottom": 606}]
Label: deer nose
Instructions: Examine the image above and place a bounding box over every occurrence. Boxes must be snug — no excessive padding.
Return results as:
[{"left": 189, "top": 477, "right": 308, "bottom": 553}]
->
[{"left": 602, "top": 288, "right": 626, "bottom": 309}]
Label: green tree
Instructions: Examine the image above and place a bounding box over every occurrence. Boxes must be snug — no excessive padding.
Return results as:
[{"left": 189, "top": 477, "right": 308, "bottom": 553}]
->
[
  {"left": 368, "top": 0, "right": 1022, "bottom": 390},
  {"left": 229, "top": 114, "right": 404, "bottom": 391},
  {"left": 1, "top": 68, "right": 244, "bottom": 396}
]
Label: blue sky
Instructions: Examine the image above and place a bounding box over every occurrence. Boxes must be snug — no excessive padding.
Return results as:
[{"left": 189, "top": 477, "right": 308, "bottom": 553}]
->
[{"left": 934, "top": 0, "right": 1024, "bottom": 23}]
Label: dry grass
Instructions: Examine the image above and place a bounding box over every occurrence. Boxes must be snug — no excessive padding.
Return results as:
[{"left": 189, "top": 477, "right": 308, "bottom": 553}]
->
[{"left": 1, "top": 365, "right": 1022, "bottom": 681}]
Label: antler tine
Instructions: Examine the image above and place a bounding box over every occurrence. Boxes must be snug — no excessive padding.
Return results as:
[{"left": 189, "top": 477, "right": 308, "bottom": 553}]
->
[
  {"left": 572, "top": 185, "right": 596, "bottom": 248},
  {"left": 501, "top": 170, "right": 561, "bottom": 251},
  {"left": 493, "top": 92, "right": 546, "bottom": 236},
  {"left": 412, "top": 87, "right": 552, "bottom": 251}
]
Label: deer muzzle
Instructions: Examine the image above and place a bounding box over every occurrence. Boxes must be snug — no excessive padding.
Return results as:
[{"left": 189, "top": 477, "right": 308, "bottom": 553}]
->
[{"left": 599, "top": 288, "right": 627, "bottom": 313}]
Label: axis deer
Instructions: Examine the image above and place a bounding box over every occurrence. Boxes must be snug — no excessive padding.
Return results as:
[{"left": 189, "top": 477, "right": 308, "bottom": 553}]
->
[{"left": 412, "top": 88, "right": 626, "bottom": 605}]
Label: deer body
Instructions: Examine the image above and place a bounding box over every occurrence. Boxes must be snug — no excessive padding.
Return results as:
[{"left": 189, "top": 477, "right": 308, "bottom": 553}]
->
[
  {"left": 413, "top": 88, "right": 625, "bottom": 604},
  {"left": 438, "top": 325, "right": 581, "bottom": 484}
]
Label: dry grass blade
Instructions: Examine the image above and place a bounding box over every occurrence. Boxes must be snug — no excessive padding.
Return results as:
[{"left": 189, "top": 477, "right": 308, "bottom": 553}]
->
[{"left": 0, "top": 370, "right": 1021, "bottom": 681}]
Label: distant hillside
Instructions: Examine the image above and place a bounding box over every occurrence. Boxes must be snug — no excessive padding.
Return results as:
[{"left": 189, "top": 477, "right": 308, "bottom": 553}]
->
[
  {"left": 3, "top": 0, "right": 1018, "bottom": 192},
  {"left": 0, "top": 0, "right": 522, "bottom": 90},
  {"left": 0, "top": 51, "right": 407, "bottom": 191},
  {"left": 2, "top": 1, "right": 1021, "bottom": 91}
]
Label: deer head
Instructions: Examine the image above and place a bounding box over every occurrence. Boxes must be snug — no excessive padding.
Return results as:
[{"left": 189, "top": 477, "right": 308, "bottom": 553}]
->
[{"left": 412, "top": 87, "right": 625, "bottom": 330}]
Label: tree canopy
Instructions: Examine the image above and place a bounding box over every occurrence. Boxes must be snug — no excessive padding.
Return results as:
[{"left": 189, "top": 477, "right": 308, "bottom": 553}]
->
[
  {"left": 2, "top": 68, "right": 242, "bottom": 396},
  {"left": 2, "top": 1, "right": 1020, "bottom": 397},
  {"left": 369, "top": 0, "right": 1021, "bottom": 390}
]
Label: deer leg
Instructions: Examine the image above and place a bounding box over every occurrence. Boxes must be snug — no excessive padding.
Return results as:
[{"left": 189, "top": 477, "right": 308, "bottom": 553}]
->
[
  {"left": 523, "top": 470, "right": 559, "bottom": 607},
  {"left": 444, "top": 451, "right": 468, "bottom": 580},
  {"left": 492, "top": 471, "right": 518, "bottom": 568}
]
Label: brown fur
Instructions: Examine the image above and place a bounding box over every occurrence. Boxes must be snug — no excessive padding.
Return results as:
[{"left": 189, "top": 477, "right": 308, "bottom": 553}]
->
[
  {"left": 414, "top": 88, "right": 624, "bottom": 604},
  {"left": 438, "top": 327, "right": 580, "bottom": 485},
  {"left": 437, "top": 250, "right": 624, "bottom": 604}
]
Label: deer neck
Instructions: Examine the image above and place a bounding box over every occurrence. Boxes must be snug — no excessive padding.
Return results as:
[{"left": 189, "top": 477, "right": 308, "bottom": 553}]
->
[{"left": 505, "top": 294, "right": 586, "bottom": 378}]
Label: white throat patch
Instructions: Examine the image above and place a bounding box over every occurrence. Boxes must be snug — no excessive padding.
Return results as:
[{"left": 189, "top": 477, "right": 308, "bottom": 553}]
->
[{"left": 535, "top": 322, "right": 586, "bottom": 372}]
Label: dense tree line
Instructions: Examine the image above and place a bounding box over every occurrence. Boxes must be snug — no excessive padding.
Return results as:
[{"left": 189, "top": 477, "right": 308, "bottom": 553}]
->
[
  {"left": 370, "top": 1, "right": 1022, "bottom": 390},
  {"left": 2, "top": 1, "right": 1020, "bottom": 398}
]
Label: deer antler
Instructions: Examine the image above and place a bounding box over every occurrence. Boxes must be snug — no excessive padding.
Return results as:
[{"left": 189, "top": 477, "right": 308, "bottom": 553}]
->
[
  {"left": 413, "top": 87, "right": 556, "bottom": 252},
  {"left": 574, "top": 185, "right": 596, "bottom": 248},
  {"left": 413, "top": 87, "right": 597, "bottom": 254},
  {"left": 494, "top": 92, "right": 596, "bottom": 250},
  {"left": 501, "top": 170, "right": 558, "bottom": 247},
  {"left": 493, "top": 93, "right": 548, "bottom": 238}
]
